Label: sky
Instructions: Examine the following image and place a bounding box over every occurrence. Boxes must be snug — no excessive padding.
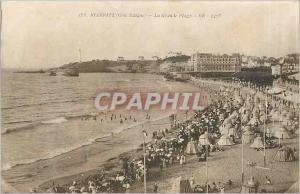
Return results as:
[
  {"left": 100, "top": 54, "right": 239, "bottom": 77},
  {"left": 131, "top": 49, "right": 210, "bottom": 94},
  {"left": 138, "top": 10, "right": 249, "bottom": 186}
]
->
[{"left": 1, "top": 1, "right": 299, "bottom": 68}]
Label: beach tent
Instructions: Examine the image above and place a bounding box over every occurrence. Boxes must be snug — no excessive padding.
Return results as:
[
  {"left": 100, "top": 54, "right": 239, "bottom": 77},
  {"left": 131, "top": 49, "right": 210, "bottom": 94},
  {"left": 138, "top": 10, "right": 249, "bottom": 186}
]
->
[
  {"left": 273, "top": 147, "right": 295, "bottom": 162},
  {"left": 254, "top": 97, "right": 260, "bottom": 104},
  {"left": 222, "top": 118, "right": 232, "bottom": 126},
  {"left": 198, "top": 132, "right": 211, "bottom": 145},
  {"left": 219, "top": 113, "right": 225, "bottom": 121},
  {"left": 241, "top": 114, "right": 250, "bottom": 125},
  {"left": 236, "top": 96, "right": 244, "bottom": 104},
  {"left": 217, "top": 135, "right": 234, "bottom": 146},
  {"left": 270, "top": 111, "right": 285, "bottom": 122},
  {"left": 228, "top": 127, "right": 240, "bottom": 139},
  {"left": 185, "top": 140, "right": 200, "bottom": 155},
  {"left": 250, "top": 136, "right": 264, "bottom": 149},
  {"left": 258, "top": 103, "right": 266, "bottom": 111},
  {"left": 259, "top": 113, "right": 267, "bottom": 123},
  {"left": 242, "top": 130, "right": 255, "bottom": 144},
  {"left": 171, "top": 177, "right": 192, "bottom": 193},
  {"left": 219, "top": 124, "right": 232, "bottom": 135},
  {"left": 271, "top": 126, "right": 291, "bottom": 139},
  {"left": 248, "top": 116, "right": 262, "bottom": 126},
  {"left": 251, "top": 107, "right": 260, "bottom": 118}
]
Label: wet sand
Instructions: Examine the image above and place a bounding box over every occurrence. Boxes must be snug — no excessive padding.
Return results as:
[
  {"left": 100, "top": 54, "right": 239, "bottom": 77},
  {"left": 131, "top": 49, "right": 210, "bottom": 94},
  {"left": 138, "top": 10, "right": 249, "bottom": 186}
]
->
[{"left": 2, "top": 110, "right": 187, "bottom": 192}]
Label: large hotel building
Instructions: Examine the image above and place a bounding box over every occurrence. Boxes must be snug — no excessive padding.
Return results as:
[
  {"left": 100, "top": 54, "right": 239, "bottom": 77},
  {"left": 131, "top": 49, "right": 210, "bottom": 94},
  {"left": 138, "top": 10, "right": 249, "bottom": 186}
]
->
[{"left": 187, "top": 53, "right": 242, "bottom": 73}]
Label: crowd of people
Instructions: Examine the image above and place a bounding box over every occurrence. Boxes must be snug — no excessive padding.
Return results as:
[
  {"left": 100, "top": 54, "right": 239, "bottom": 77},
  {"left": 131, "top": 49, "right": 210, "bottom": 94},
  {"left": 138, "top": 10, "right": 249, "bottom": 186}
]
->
[{"left": 41, "top": 79, "right": 298, "bottom": 193}]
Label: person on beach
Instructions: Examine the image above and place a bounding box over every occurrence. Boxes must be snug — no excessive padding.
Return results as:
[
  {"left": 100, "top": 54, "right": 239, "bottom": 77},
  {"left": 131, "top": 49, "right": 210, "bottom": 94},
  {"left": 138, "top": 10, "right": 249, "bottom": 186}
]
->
[
  {"left": 265, "top": 176, "right": 272, "bottom": 185},
  {"left": 180, "top": 154, "right": 186, "bottom": 166},
  {"left": 153, "top": 183, "right": 158, "bottom": 193}
]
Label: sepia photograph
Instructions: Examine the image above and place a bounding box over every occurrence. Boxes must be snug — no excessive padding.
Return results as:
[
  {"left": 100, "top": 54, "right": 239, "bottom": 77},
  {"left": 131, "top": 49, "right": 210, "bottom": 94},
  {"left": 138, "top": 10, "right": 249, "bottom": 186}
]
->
[{"left": 1, "top": 1, "right": 299, "bottom": 193}]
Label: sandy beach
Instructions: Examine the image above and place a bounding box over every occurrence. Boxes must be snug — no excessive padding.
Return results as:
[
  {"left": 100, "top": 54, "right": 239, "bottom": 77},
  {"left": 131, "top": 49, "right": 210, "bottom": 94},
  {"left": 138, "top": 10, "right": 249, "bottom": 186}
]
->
[{"left": 2, "top": 78, "right": 299, "bottom": 193}]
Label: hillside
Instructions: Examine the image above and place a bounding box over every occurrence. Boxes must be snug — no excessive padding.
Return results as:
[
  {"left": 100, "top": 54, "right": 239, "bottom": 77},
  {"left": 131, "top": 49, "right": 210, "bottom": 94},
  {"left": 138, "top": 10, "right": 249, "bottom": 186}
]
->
[
  {"left": 51, "top": 59, "right": 159, "bottom": 73},
  {"left": 49, "top": 55, "right": 190, "bottom": 73}
]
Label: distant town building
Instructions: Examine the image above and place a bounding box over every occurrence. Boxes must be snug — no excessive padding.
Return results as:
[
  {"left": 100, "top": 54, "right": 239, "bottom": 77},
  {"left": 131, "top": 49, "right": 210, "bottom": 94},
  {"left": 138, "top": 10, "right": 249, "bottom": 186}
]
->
[
  {"left": 271, "top": 64, "right": 282, "bottom": 76},
  {"left": 138, "top": 56, "right": 144, "bottom": 61},
  {"left": 166, "top": 51, "right": 183, "bottom": 58},
  {"left": 152, "top": 56, "right": 160, "bottom": 61},
  {"left": 189, "top": 53, "right": 241, "bottom": 73},
  {"left": 281, "top": 54, "right": 299, "bottom": 74},
  {"left": 117, "top": 56, "right": 125, "bottom": 61}
]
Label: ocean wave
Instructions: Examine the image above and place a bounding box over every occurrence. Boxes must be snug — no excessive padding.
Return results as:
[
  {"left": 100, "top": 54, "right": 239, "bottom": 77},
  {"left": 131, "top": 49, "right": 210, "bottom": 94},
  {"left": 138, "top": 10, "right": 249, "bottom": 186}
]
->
[
  {"left": 2, "top": 133, "right": 113, "bottom": 171},
  {"left": 2, "top": 113, "right": 173, "bottom": 171},
  {"left": 41, "top": 117, "right": 68, "bottom": 124},
  {"left": 2, "top": 113, "right": 93, "bottom": 134},
  {"left": 2, "top": 99, "right": 84, "bottom": 110}
]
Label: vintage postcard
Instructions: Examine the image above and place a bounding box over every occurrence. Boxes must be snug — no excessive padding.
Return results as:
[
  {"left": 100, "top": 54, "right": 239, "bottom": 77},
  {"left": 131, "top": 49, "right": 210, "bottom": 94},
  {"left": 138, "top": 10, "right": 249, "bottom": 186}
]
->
[{"left": 1, "top": 1, "right": 299, "bottom": 193}]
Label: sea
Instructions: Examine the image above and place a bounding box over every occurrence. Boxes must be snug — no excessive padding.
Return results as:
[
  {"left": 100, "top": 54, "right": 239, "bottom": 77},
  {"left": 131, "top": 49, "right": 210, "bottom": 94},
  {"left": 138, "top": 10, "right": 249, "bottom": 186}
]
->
[{"left": 1, "top": 71, "right": 200, "bottom": 173}]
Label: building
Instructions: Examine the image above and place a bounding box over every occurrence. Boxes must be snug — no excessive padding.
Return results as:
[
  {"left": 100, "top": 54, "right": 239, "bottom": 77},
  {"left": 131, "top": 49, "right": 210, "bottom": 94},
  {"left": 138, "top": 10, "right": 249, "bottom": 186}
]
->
[
  {"left": 189, "top": 53, "right": 241, "bottom": 73},
  {"left": 117, "top": 56, "right": 125, "bottom": 61},
  {"left": 166, "top": 51, "right": 182, "bottom": 58},
  {"left": 152, "top": 56, "right": 160, "bottom": 61},
  {"left": 138, "top": 56, "right": 144, "bottom": 61},
  {"left": 271, "top": 64, "right": 281, "bottom": 77},
  {"left": 281, "top": 54, "right": 299, "bottom": 75}
]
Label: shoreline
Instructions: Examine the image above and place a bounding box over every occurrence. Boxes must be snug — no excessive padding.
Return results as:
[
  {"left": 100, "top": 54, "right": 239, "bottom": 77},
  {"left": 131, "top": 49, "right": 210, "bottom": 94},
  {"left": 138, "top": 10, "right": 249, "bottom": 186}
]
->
[
  {"left": 3, "top": 111, "right": 185, "bottom": 192},
  {"left": 36, "top": 111, "right": 197, "bottom": 193}
]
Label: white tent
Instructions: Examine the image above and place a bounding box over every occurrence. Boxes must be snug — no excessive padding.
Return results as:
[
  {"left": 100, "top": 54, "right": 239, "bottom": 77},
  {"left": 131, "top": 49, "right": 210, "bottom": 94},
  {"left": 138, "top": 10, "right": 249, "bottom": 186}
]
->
[
  {"left": 271, "top": 127, "right": 291, "bottom": 139},
  {"left": 270, "top": 111, "right": 282, "bottom": 122},
  {"left": 250, "top": 136, "right": 264, "bottom": 149},
  {"left": 248, "top": 116, "right": 262, "bottom": 125},
  {"left": 217, "top": 135, "right": 234, "bottom": 146},
  {"left": 273, "top": 147, "right": 295, "bottom": 162},
  {"left": 228, "top": 127, "right": 240, "bottom": 139},
  {"left": 185, "top": 140, "right": 200, "bottom": 155},
  {"left": 242, "top": 130, "right": 255, "bottom": 144},
  {"left": 219, "top": 124, "right": 232, "bottom": 135},
  {"left": 170, "top": 177, "right": 192, "bottom": 193},
  {"left": 252, "top": 107, "right": 260, "bottom": 117},
  {"left": 198, "top": 132, "right": 211, "bottom": 145},
  {"left": 222, "top": 118, "right": 232, "bottom": 126}
]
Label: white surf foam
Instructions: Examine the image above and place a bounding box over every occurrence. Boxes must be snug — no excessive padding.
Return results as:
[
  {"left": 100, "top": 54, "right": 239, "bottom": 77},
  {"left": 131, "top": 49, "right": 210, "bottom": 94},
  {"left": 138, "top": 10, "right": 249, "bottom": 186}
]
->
[{"left": 42, "top": 117, "right": 68, "bottom": 124}]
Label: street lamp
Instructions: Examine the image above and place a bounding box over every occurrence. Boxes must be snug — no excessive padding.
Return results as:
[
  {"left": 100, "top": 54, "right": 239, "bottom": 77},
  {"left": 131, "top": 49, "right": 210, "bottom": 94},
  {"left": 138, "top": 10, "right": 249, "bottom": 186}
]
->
[{"left": 142, "top": 130, "right": 147, "bottom": 193}]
